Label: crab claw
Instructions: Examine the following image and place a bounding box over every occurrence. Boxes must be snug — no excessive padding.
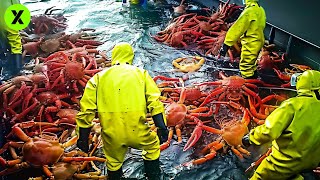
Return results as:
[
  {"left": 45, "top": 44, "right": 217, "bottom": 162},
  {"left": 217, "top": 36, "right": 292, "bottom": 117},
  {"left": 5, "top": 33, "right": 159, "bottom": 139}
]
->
[{"left": 183, "top": 120, "right": 204, "bottom": 151}]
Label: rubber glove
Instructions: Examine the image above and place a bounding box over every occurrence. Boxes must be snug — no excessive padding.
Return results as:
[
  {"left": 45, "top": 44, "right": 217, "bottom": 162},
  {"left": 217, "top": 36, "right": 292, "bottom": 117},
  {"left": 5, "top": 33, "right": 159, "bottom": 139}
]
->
[
  {"left": 219, "top": 43, "right": 230, "bottom": 57},
  {"left": 77, "top": 127, "right": 91, "bottom": 153},
  {"left": 242, "top": 133, "right": 251, "bottom": 147},
  {"left": 152, "top": 113, "right": 169, "bottom": 144}
]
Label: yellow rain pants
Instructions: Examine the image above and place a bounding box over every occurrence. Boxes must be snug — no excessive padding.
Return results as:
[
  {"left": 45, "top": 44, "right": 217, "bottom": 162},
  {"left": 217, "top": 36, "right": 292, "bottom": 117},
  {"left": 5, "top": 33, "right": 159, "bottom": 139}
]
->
[
  {"left": 249, "top": 70, "right": 320, "bottom": 179},
  {"left": 224, "top": 0, "right": 266, "bottom": 78},
  {"left": 76, "top": 43, "right": 166, "bottom": 171},
  {"left": 130, "top": 0, "right": 140, "bottom": 5},
  {"left": 0, "top": 0, "right": 22, "bottom": 54}
]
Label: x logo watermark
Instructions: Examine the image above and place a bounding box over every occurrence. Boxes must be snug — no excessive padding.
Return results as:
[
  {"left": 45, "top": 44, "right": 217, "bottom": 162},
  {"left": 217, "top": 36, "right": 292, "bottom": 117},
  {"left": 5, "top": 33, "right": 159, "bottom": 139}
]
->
[
  {"left": 4, "top": 4, "right": 31, "bottom": 31},
  {"left": 11, "top": 10, "right": 24, "bottom": 24}
]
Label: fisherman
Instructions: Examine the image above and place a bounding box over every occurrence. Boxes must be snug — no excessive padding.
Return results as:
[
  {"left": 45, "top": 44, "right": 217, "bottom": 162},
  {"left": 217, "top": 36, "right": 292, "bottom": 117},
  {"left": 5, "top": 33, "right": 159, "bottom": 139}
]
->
[
  {"left": 0, "top": 0, "right": 23, "bottom": 81},
  {"left": 242, "top": 70, "right": 320, "bottom": 179},
  {"left": 76, "top": 42, "right": 169, "bottom": 180},
  {"left": 219, "top": 0, "right": 266, "bottom": 79},
  {"left": 122, "top": 0, "right": 147, "bottom": 7}
]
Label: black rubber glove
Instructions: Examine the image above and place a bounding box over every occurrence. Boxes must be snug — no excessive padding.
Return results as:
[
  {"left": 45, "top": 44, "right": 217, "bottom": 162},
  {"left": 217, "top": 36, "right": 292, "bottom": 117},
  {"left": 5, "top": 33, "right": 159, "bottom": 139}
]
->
[
  {"left": 9, "top": 53, "right": 23, "bottom": 76},
  {"left": 219, "top": 43, "right": 230, "bottom": 57},
  {"left": 242, "top": 133, "right": 251, "bottom": 147},
  {"left": 77, "top": 127, "right": 91, "bottom": 153},
  {"left": 152, "top": 113, "right": 169, "bottom": 144}
]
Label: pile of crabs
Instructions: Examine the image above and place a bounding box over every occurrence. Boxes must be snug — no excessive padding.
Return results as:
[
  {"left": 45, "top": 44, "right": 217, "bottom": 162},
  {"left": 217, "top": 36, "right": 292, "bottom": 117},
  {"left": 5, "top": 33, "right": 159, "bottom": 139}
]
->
[
  {"left": 152, "top": 49, "right": 313, "bottom": 171},
  {"left": 152, "top": 0, "right": 317, "bottom": 175},
  {"left": 153, "top": 0, "right": 243, "bottom": 61},
  {"left": 0, "top": 7, "right": 110, "bottom": 180}
]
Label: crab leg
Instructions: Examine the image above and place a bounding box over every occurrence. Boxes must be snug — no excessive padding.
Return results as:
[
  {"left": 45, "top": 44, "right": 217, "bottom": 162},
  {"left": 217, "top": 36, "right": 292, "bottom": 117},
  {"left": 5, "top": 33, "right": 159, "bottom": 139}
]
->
[
  {"left": 153, "top": 76, "right": 181, "bottom": 82},
  {"left": 0, "top": 158, "right": 22, "bottom": 167},
  {"left": 160, "top": 127, "right": 174, "bottom": 151},
  {"left": 183, "top": 118, "right": 222, "bottom": 151},
  {"left": 231, "top": 146, "right": 244, "bottom": 159},
  {"left": 0, "top": 142, "right": 24, "bottom": 155},
  {"left": 61, "top": 157, "right": 106, "bottom": 163},
  {"left": 273, "top": 68, "right": 290, "bottom": 81},
  {"left": 74, "top": 173, "right": 107, "bottom": 179},
  {"left": 188, "top": 141, "right": 224, "bottom": 165},
  {"left": 199, "top": 86, "right": 226, "bottom": 107},
  {"left": 245, "top": 148, "right": 272, "bottom": 173},
  {"left": 189, "top": 106, "right": 213, "bottom": 117},
  {"left": 254, "top": 94, "right": 287, "bottom": 108},
  {"left": 11, "top": 98, "right": 39, "bottom": 123},
  {"left": 8, "top": 82, "right": 28, "bottom": 106},
  {"left": 183, "top": 119, "right": 203, "bottom": 151},
  {"left": 0, "top": 162, "right": 30, "bottom": 176},
  {"left": 62, "top": 136, "right": 78, "bottom": 148},
  {"left": 42, "top": 165, "right": 54, "bottom": 179},
  {"left": 242, "top": 86, "right": 262, "bottom": 106},
  {"left": 248, "top": 96, "right": 267, "bottom": 120}
]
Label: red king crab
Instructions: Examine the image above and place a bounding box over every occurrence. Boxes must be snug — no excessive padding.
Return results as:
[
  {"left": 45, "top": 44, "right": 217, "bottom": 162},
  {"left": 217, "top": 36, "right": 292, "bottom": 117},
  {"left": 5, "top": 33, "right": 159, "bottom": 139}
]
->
[
  {"left": 195, "top": 72, "right": 287, "bottom": 123},
  {"left": 8, "top": 91, "right": 72, "bottom": 124},
  {"left": 160, "top": 86, "right": 208, "bottom": 106},
  {"left": 153, "top": 76, "right": 206, "bottom": 106},
  {"left": 44, "top": 51, "right": 101, "bottom": 93},
  {"left": 173, "top": 0, "right": 187, "bottom": 16},
  {"left": 160, "top": 86, "right": 213, "bottom": 151},
  {"left": 31, "top": 136, "right": 106, "bottom": 180},
  {"left": 22, "top": 34, "right": 69, "bottom": 58},
  {"left": 54, "top": 108, "right": 78, "bottom": 125},
  {"left": 153, "top": 75, "right": 188, "bottom": 88},
  {"left": 197, "top": 31, "right": 227, "bottom": 56},
  {"left": 197, "top": 71, "right": 264, "bottom": 111},
  {"left": 182, "top": 101, "right": 251, "bottom": 166},
  {"left": 170, "top": 30, "right": 204, "bottom": 48},
  {"left": 0, "top": 121, "right": 106, "bottom": 179},
  {"left": 28, "top": 7, "right": 67, "bottom": 35},
  {"left": 65, "top": 29, "right": 103, "bottom": 48},
  {"left": 257, "top": 44, "right": 285, "bottom": 72},
  {"left": 0, "top": 74, "right": 50, "bottom": 110}
]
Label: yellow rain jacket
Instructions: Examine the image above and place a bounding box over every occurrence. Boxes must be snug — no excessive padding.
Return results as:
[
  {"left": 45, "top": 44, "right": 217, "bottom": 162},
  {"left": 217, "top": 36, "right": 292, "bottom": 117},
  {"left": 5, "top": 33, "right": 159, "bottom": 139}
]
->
[
  {"left": 249, "top": 70, "right": 320, "bottom": 180},
  {"left": 224, "top": 0, "right": 266, "bottom": 78},
  {"left": 76, "top": 42, "right": 166, "bottom": 171},
  {"left": 0, "top": 0, "right": 22, "bottom": 54}
]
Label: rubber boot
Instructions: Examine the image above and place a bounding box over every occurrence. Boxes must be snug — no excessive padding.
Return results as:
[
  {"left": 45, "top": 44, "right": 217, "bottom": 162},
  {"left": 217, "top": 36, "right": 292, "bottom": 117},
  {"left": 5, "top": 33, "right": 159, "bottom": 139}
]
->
[
  {"left": 144, "top": 158, "right": 161, "bottom": 180},
  {"left": 8, "top": 53, "right": 23, "bottom": 76},
  {"left": 2, "top": 53, "right": 23, "bottom": 81},
  {"left": 108, "top": 167, "right": 123, "bottom": 180}
]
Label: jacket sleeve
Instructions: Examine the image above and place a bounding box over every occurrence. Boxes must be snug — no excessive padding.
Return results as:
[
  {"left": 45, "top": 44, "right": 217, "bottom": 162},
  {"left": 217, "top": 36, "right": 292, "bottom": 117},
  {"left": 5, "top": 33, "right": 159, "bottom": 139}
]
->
[
  {"left": 76, "top": 74, "right": 98, "bottom": 128},
  {"left": 224, "top": 8, "right": 251, "bottom": 46},
  {"left": 144, "top": 70, "right": 165, "bottom": 117},
  {"left": 2, "top": 0, "right": 22, "bottom": 54},
  {"left": 6, "top": 28, "right": 22, "bottom": 54},
  {"left": 249, "top": 100, "right": 294, "bottom": 145}
]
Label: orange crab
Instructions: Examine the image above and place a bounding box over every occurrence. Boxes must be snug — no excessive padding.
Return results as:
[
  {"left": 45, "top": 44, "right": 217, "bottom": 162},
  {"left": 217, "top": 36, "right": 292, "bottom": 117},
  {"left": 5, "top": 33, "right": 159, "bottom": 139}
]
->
[
  {"left": 172, "top": 56, "right": 205, "bottom": 73},
  {"left": 197, "top": 72, "right": 264, "bottom": 112},
  {"left": 0, "top": 121, "right": 106, "bottom": 178},
  {"left": 160, "top": 87, "right": 213, "bottom": 151},
  {"left": 183, "top": 101, "right": 251, "bottom": 166}
]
